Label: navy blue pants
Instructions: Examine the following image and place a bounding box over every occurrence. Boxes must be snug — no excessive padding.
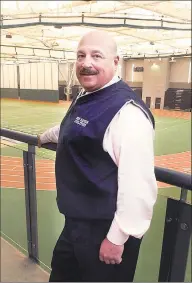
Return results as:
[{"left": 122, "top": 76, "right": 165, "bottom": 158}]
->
[{"left": 49, "top": 218, "right": 142, "bottom": 282}]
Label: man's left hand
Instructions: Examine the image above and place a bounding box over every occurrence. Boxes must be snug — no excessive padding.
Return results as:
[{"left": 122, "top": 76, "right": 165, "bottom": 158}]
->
[{"left": 99, "top": 238, "right": 124, "bottom": 264}]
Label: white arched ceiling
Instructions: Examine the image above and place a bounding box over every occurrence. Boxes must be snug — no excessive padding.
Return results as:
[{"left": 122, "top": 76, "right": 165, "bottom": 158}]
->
[{"left": 1, "top": 1, "right": 191, "bottom": 63}]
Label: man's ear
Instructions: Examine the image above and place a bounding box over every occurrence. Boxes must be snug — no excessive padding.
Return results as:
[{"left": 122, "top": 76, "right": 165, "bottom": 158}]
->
[{"left": 114, "top": 56, "right": 119, "bottom": 66}]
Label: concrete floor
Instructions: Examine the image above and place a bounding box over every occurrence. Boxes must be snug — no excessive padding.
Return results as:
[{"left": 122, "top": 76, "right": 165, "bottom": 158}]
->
[{"left": 1, "top": 238, "right": 49, "bottom": 282}]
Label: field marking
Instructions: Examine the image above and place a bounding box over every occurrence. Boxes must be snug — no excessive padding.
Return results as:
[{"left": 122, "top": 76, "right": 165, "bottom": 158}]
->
[
  {"left": 1, "top": 165, "right": 55, "bottom": 171},
  {"left": 2, "top": 121, "right": 60, "bottom": 127},
  {"left": 1, "top": 159, "right": 55, "bottom": 165},
  {"left": 1, "top": 161, "right": 55, "bottom": 166},
  {"left": 2, "top": 113, "right": 67, "bottom": 120},
  {"left": 1, "top": 151, "right": 191, "bottom": 191},
  {"left": 1, "top": 168, "right": 55, "bottom": 174},
  {"left": 155, "top": 118, "right": 188, "bottom": 125},
  {"left": 1, "top": 186, "right": 55, "bottom": 192},
  {"left": 1, "top": 173, "right": 55, "bottom": 179},
  {"left": 1, "top": 178, "right": 56, "bottom": 184},
  {"left": 152, "top": 109, "right": 191, "bottom": 120},
  {"left": 1, "top": 173, "right": 55, "bottom": 180},
  {"left": 1, "top": 180, "right": 56, "bottom": 190},
  {"left": 156, "top": 120, "right": 190, "bottom": 132}
]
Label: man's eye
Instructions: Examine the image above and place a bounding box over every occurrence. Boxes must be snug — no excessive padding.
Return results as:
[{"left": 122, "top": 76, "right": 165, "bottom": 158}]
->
[
  {"left": 93, "top": 54, "right": 102, "bottom": 58},
  {"left": 77, "top": 54, "right": 85, "bottom": 59}
]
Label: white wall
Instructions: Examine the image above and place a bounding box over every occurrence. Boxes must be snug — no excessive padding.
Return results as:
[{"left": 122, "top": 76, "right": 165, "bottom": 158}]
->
[
  {"left": 0, "top": 64, "right": 17, "bottom": 88},
  {"left": 125, "top": 59, "right": 144, "bottom": 82},
  {"left": 170, "top": 57, "right": 191, "bottom": 83},
  {"left": 142, "top": 58, "right": 170, "bottom": 108},
  {"left": 125, "top": 57, "right": 191, "bottom": 85},
  {"left": 19, "top": 62, "right": 58, "bottom": 90},
  {"left": 116, "top": 58, "right": 126, "bottom": 79},
  {"left": 37, "top": 63, "right": 44, "bottom": 89},
  {"left": 51, "top": 62, "right": 59, "bottom": 90},
  {"left": 59, "top": 63, "right": 68, "bottom": 83},
  {"left": 31, "top": 63, "right": 38, "bottom": 89}
]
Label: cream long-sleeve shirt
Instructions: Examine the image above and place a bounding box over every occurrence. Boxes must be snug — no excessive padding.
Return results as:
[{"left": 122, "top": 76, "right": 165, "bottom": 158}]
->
[{"left": 39, "top": 77, "right": 157, "bottom": 245}]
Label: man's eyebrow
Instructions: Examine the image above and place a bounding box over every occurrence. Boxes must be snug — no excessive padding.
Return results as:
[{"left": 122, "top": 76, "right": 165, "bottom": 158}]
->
[
  {"left": 77, "top": 49, "right": 105, "bottom": 56},
  {"left": 91, "top": 50, "right": 104, "bottom": 55},
  {"left": 77, "top": 50, "right": 85, "bottom": 54}
]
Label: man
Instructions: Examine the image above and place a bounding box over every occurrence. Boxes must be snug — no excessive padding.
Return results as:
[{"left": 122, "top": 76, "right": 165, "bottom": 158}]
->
[{"left": 38, "top": 30, "right": 157, "bottom": 282}]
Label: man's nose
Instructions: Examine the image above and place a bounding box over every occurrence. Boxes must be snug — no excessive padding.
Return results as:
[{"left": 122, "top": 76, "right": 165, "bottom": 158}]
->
[{"left": 82, "top": 55, "right": 93, "bottom": 67}]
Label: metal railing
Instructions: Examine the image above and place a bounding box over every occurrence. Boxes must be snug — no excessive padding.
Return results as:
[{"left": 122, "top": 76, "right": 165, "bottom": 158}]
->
[{"left": 1, "top": 127, "right": 192, "bottom": 282}]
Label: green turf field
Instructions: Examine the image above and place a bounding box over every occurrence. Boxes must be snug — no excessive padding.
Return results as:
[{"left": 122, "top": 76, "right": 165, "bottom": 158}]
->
[
  {"left": 1, "top": 98, "right": 191, "bottom": 159},
  {"left": 1, "top": 99, "right": 191, "bottom": 281}
]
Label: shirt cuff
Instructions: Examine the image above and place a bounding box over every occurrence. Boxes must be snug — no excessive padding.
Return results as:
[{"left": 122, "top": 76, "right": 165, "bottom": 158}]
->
[
  {"left": 39, "top": 132, "right": 50, "bottom": 144},
  {"left": 107, "top": 218, "right": 129, "bottom": 245}
]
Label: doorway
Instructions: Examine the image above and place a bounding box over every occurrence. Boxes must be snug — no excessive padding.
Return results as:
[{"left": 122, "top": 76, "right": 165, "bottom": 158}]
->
[
  {"left": 155, "top": 97, "right": 161, "bottom": 109},
  {"left": 146, "top": 97, "right": 151, "bottom": 108}
]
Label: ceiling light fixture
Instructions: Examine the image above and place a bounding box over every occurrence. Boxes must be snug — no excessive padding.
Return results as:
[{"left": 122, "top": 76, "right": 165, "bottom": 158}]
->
[{"left": 151, "top": 63, "right": 160, "bottom": 70}]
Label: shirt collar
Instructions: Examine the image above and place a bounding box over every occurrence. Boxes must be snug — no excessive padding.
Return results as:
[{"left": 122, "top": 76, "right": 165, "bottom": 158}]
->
[{"left": 80, "top": 75, "right": 121, "bottom": 97}]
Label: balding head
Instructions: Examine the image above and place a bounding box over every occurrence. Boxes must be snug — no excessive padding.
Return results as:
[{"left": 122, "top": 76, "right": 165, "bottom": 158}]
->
[
  {"left": 76, "top": 30, "right": 119, "bottom": 92},
  {"left": 78, "top": 30, "right": 117, "bottom": 56}
]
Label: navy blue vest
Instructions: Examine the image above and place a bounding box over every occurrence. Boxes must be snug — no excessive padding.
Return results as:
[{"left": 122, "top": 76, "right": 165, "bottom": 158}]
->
[{"left": 55, "top": 80, "right": 155, "bottom": 220}]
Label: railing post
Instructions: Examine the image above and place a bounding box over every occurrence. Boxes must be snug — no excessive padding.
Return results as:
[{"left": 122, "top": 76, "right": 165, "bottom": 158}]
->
[
  {"left": 23, "top": 144, "right": 39, "bottom": 262},
  {"left": 158, "top": 188, "right": 191, "bottom": 282}
]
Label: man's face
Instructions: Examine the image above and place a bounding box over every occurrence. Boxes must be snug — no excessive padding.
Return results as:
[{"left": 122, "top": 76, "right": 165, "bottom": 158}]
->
[{"left": 76, "top": 37, "right": 119, "bottom": 92}]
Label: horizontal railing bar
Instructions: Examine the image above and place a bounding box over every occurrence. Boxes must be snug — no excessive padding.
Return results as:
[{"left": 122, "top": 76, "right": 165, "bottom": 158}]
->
[
  {"left": 155, "top": 167, "right": 191, "bottom": 191},
  {"left": 1, "top": 127, "right": 191, "bottom": 191},
  {"left": 1, "top": 128, "right": 38, "bottom": 145},
  {"left": 0, "top": 128, "right": 57, "bottom": 151}
]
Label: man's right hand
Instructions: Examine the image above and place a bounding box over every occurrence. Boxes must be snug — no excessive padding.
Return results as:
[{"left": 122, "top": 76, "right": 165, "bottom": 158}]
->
[
  {"left": 37, "top": 134, "right": 42, "bottom": 148},
  {"left": 99, "top": 238, "right": 124, "bottom": 264}
]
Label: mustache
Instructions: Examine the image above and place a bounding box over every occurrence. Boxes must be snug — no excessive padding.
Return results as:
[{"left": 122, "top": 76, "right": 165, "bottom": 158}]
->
[{"left": 79, "top": 68, "right": 99, "bottom": 75}]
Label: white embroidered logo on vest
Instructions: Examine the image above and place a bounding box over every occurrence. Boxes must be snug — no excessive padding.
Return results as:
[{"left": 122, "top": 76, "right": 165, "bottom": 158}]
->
[{"left": 74, "top": 117, "right": 89, "bottom": 127}]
